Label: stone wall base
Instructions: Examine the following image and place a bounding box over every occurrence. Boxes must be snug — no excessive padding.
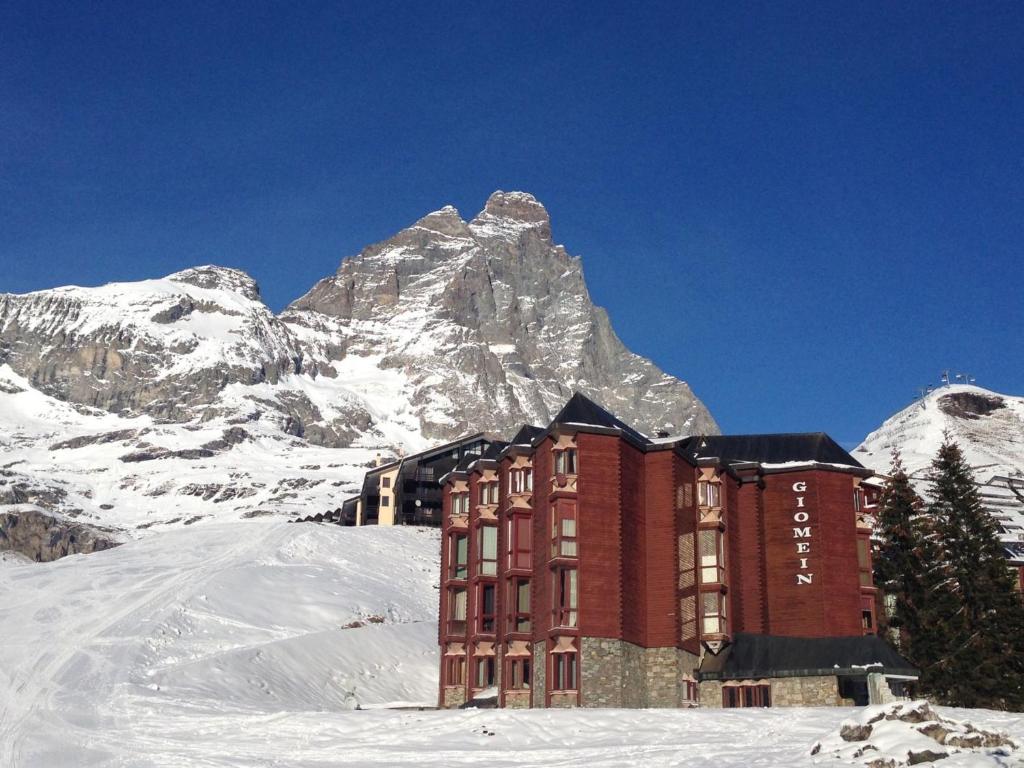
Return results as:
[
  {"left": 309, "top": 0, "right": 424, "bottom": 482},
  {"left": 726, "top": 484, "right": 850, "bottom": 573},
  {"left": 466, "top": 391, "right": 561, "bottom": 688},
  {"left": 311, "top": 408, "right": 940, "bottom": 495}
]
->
[{"left": 442, "top": 686, "right": 466, "bottom": 709}]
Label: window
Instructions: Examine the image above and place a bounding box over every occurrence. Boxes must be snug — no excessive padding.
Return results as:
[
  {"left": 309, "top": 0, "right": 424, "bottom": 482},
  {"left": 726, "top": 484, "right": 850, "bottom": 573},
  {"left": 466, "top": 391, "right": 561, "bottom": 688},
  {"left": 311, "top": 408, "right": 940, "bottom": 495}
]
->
[
  {"left": 510, "top": 578, "right": 531, "bottom": 632},
  {"left": 474, "top": 657, "right": 495, "bottom": 689},
  {"left": 449, "top": 534, "right": 468, "bottom": 580},
  {"left": 702, "top": 591, "right": 726, "bottom": 635},
  {"left": 552, "top": 502, "right": 577, "bottom": 558},
  {"left": 479, "top": 525, "right": 498, "bottom": 576},
  {"left": 857, "top": 538, "right": 872, "bottom": 586},
  {"left": 511, "top": 468, "right": 533, "bottom": 494},
  {"left": 681, "top": 676, "right": 699, "bottom": 705},
  {"left": 554, "top": 567, "right": 578, "bottom": 628},
  {"left": 699, "top": 529, "right": 725, "bottom": 584},
  {"left": 697, "top": 480, "right": 721, "bottom": 507},
  {"left": 551, "top": 651, "right": 578, "bottom": 690},
  {"left": 451, "top": 492, "right": 469, "bottom": 517},
  {"left": 478, "top": 583, "right": 496, "bottom": 633},
  {"left": 447, "top": 587, "right": 467, "bottom": 634},
  {"left": 508, "top": 514, "right": 531, "bottom": 569},
  {"left": 382, "top": 477, "right": 391, "bottom": 488},
  {"left": 444, "top": 655, "right": 465, "bottom": 687},
  {"left": 479, "top": 481, "right": 499, "bottom": 505},
  {"left": 380, "top": 496, "right": 389, "bottom": 507},
  {"left": 506, "top": 657, "right": 531, "bottom": 690},
  {"left": 862, "top": 609, "right": 874, "bottom": 631},
  {"left": 723, "top": 684, "right": 771, "bottom": 708},
  {"left": 853, "top": 489, "right": 862, "bottom": 512},
  {"left": 415, "top": 467, "right": 434, "bottom": 481},
  {"left": 555, "top": 449, "right": 577, "bottom": 475}
]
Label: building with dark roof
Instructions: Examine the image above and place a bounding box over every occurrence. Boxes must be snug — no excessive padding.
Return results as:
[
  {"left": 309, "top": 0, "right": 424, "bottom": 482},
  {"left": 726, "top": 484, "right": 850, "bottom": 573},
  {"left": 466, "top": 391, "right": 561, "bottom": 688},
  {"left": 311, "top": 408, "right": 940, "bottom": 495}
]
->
[
  {"left": 342, "top": 432, "right": 499, "bottom": 526},
  {"left": 437, "top": 392, "right": 914, "bottom": 709}
]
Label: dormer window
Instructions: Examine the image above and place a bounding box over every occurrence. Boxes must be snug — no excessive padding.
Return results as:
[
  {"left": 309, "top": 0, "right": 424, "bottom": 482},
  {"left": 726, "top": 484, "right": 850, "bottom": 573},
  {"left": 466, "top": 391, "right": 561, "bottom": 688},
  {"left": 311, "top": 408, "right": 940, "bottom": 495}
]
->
[{"left": 554, "top": 449, "right": 577, "bottom": 475}]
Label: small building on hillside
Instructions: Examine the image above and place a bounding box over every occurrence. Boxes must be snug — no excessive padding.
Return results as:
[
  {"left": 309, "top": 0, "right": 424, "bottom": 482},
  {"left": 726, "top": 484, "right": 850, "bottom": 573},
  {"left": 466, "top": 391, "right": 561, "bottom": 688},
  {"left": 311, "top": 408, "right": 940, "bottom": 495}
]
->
[
  {"left": 342, "top": 433, "right": 500, "bottom": 526},
  {"left": 436, "top": 393, "right": 916, "bottom": 709}
]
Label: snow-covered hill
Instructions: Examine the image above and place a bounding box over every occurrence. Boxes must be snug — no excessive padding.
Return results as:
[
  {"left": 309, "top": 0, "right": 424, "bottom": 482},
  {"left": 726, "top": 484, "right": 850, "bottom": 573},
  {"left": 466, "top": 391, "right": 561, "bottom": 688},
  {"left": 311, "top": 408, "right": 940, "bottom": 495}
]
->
[
  {"left": 0, "top": 364, "right": 379, "bottom": 537},
  {"left": 855, "top": 384, "right": 1024, "bottom": 481},
  {"left": 1, "top": 522, "right": 1020, "bottom": 767}
]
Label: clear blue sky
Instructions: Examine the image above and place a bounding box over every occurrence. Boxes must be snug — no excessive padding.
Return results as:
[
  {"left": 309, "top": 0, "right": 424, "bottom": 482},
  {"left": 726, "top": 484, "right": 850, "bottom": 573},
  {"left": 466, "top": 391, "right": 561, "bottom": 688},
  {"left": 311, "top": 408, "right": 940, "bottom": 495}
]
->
[{"left": 2, "top": 1, "right": 1022, "bottom": 446}]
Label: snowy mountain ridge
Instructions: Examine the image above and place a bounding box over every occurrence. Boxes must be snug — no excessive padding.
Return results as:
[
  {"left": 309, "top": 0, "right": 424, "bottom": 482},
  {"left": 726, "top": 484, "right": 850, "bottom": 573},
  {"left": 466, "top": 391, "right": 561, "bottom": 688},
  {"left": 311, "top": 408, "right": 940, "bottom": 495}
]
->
[
  {"left": 855, "top": 383, "right": 1024, "bottom": 482},
  {"left": 0, "top": 191, "right": 715, "bottom": 540}
]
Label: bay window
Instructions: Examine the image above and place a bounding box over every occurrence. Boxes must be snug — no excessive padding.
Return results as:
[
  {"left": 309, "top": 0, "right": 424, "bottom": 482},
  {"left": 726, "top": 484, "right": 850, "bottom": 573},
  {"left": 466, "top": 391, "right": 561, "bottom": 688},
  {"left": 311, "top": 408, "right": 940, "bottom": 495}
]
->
[
  {"left": 509, "top": 577, "right": 531, "bottom": 633},
  {"left": 474, "top": 657, "right": 495, "bottom": 689},
  {"left": 451, "top": 492, "right": 469, "bottom": 517},
  {"left": 449, "top": 533, "right": 468, "bottom": 580},
  {"left": 552, "top": 502, "right": 577, "bottom": 558},
  {"left": 551, "top": 651, "right": 578, "bottom": 691},
  {"left": 479, "top": 481, "right": 499, "bottom": 505},
  {"left": 478, "top": 525, "right": 498, "bottom": 576},
  {"left": 506, "top": 657, "right": 531, "bottom": 690},
  {"left": 507, "top": 514, "right": 531, "bottom": 569},
  {"left": 554, "top": 567, "right": 578, "bottom": 628},
  {"left": 444, "top": 655, "right": 465, "bottom": 687},
  {"left": 510, "top": 468, "right": 533, "bottom": 493},
  {"left": 702, "top": 590, "right": 727, "bottom": 635},
  {"left": 554, "top": 448, "right": 577, "bottom": 475},
  {"left": 699, "top": 528, "right": 725, "bottom": 584},
  {"left": 447, "top": 587, "right": 467, "bottom": 634},
  {"left": 697, "top": 480, "right": 721, "bottom": 507},
  {"left": 478, "top": 582, "right": 496, "bottom": 634}
]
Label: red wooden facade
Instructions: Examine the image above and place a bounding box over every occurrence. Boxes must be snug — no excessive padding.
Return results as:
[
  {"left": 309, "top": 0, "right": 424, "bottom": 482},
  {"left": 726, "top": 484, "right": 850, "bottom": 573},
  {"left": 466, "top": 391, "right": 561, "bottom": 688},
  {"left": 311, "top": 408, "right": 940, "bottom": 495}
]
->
[{"left": 437, "top": 395, "right": 879, "bottom": 709}]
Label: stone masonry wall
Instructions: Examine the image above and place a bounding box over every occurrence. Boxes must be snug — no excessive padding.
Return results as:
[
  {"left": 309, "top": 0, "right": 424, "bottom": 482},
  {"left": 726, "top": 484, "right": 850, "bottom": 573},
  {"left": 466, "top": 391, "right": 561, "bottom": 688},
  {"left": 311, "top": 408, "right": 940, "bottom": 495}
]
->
[
  {"left": 699, "top": 680, "right": 723, "bottom": 708},
  {"left": 442, "top": 687, "right": 466, "bottom": 708},
  {"left": 531, "top": 642, "right": 546, "bottom": 708},
  {"left": 770, "top": 676, "right": 841, "bottom": 707},
  {"left": 579, "top": 638, "right": 698, "bottom": 708},
  {"left": 581, "top": 637, "right": 625, "bottom": 707}
]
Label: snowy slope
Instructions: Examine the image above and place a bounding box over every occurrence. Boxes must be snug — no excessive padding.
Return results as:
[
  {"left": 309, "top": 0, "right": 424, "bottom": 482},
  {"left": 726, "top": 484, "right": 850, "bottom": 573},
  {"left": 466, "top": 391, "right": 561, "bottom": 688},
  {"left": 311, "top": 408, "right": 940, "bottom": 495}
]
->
[
  {"left": 855, "top": 384, "right": 1024, "bottom": 481},
  {"left": 0, "top": 364, "right": 383, "bottom": 534},
  {"left": 0, "top": 522, "right": 441, "bottom": 766},
  {"left": 3, "top": 521, "right": 1022, "bottom": 767}
]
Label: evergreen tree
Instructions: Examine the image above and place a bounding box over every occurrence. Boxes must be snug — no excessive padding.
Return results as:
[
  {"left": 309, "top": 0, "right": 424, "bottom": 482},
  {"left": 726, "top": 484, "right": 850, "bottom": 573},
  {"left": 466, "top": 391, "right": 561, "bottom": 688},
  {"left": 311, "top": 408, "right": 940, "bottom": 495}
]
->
[
  {"left": 873, "top": 450, "right": 926, "bottom": 647},
  {"left": 872, "top": 449, "right": 959, "bottom": 698},
  {"left": 926, "top": 436, "right": 1024, "bottom": 710}
]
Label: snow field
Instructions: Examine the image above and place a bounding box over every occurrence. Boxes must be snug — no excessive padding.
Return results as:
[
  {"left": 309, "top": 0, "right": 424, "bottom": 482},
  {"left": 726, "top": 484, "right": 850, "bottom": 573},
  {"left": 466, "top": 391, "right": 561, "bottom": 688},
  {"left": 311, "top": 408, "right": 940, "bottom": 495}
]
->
[{"left": 2, "top": 522, "right": 1022, "bottom": 767}]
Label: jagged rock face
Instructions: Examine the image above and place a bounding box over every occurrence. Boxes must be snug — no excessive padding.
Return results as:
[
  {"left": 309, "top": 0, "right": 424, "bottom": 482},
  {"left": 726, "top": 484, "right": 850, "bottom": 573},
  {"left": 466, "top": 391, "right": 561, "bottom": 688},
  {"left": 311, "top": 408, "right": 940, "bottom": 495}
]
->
[
  {"left": 0, "top": 266, "right": 302, "bottom": 422},
  {"left": 0, "top": 192, "right": 717, "bottom": 451},
  {"left": 284, "top": 191, "right": 718, "bottom": 441},
  {"left": 0, "top": 507, "right": 120, "bottom": 562}
]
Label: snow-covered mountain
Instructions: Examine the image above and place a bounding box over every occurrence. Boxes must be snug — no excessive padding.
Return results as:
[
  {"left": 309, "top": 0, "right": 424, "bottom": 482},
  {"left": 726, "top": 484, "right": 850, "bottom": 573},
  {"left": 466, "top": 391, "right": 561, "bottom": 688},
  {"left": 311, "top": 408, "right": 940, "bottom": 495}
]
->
[
  {"left": 283, "top": 191, "right": 717, "bottom": 442},
  {"left": 0, "top": 192, "right": 715, "bottom": 453},
  {"left": 855, "top": 384, "right": 1024, "bottom": 482},
  {"left": 0, "top": 191, "right": 715, "bottom": 548}
]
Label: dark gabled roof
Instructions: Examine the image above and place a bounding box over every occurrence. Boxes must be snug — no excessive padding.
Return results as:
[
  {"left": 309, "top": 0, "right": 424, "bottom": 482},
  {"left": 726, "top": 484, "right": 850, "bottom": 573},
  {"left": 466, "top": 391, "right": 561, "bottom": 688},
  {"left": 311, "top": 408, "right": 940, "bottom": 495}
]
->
[
  {"left": 681, "top": 433, "right": 863, "bottom": 468},
  {"left": 509, "top": 424, "right": 544, "bottom": 446},
  {"left": 699, "top": 633, "right": 918, "bottom": 680},
  {"left": 413, "top": 432, "right": 491, "bottom": 463},
  {"left": 478, "top": 441, "right": 508, "bottom": 462},
  {"left": 551, "top": 392, "right": 650, "bottom": 446}
]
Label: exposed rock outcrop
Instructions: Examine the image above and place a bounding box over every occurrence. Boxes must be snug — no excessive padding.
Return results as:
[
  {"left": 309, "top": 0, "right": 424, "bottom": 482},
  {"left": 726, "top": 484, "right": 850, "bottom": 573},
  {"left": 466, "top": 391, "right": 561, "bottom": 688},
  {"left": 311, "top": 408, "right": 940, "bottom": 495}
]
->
[{"left": 0, "top": 506, "right": 120, "bottom": 562}]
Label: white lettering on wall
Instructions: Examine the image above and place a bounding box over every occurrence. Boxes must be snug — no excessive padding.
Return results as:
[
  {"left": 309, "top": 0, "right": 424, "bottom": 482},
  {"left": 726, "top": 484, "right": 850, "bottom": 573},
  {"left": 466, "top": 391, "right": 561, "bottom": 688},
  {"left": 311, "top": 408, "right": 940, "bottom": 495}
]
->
[{"left": 791, "top": 480, "right": 813, "bottom": 586}]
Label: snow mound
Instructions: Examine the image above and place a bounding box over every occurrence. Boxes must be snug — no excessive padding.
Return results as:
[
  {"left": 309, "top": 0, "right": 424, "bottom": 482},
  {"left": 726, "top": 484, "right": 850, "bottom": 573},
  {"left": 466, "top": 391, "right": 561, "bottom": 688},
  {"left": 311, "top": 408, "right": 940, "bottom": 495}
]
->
[{"left": 811, "top": 700, "right": 1017, "bottom": 767}]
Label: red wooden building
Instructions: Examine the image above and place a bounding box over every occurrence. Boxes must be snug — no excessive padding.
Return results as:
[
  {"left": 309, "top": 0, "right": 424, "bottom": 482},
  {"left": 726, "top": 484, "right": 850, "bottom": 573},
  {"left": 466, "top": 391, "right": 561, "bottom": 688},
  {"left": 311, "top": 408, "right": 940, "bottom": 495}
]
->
[{"left": 437, "top": 393, "right": 915, "bottom": 709}]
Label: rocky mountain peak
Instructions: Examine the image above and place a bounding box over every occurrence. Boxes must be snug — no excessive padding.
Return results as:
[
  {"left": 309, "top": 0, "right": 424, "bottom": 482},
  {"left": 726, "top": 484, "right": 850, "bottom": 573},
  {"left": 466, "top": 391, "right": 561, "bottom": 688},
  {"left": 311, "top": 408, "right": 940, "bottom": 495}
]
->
[
  {"left": 410, "top": 205, "right": 472, "bottom": 239},
  {"left": 167, "top": 265, "right": 262, "bottom": 301},
  {"left": 469, "top": 190, "right": 552, "bottom": 242}
]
